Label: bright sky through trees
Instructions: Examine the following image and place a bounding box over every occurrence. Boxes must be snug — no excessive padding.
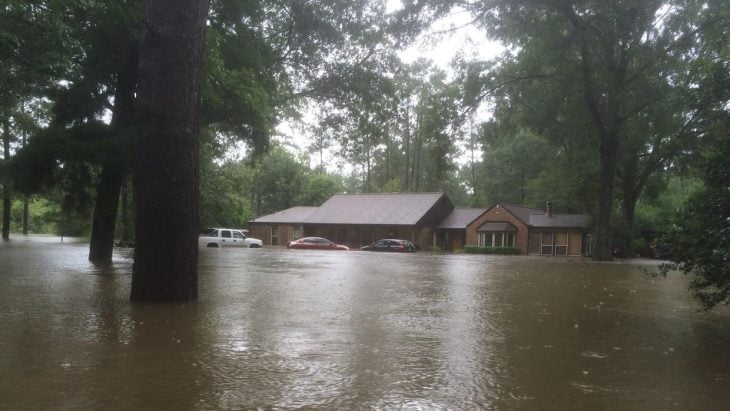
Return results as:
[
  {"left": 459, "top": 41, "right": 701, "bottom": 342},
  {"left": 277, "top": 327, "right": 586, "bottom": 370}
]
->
[{"left": 274, "top": 3, "right": 503, "bottom": 171}]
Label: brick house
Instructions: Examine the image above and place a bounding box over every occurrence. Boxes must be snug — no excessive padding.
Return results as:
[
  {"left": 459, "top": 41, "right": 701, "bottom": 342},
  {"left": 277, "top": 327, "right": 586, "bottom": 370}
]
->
[
  {"left": 249, "top": 192, "right": 454, "bottom": 249},
  {"left": 464, "top": 202, "right": 588, "bottom": 256},
  {"left": 249, "top": 193, "right": 588, "bottom": 256}
]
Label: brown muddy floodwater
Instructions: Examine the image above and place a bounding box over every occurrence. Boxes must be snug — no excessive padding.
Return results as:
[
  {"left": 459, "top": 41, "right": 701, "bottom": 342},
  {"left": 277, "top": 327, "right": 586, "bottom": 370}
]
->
[{"left": 1, "top": 236, "right": 729, "bottom": 410}]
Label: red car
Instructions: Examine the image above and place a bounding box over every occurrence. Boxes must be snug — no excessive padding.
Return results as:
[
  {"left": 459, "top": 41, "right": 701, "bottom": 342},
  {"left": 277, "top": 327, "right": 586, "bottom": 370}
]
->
[{"left": 287, "top": 237, "right": 349, "bottom": 250}]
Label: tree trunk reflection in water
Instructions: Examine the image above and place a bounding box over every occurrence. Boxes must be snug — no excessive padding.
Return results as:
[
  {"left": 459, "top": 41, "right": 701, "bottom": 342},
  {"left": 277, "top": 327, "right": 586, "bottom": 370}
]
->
[{"left": 0, "top": 241, "right": 729, "bottom": 409}]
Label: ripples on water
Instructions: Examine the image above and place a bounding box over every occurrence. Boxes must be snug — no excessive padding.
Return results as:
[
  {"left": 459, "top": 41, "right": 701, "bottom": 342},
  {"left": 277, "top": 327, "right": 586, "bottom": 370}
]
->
[{"left": 1, "top": 237, "right": 729, "bottom": 410}]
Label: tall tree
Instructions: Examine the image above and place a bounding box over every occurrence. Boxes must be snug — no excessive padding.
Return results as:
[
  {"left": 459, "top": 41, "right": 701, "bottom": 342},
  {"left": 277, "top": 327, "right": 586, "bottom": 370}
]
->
[
  {"left": 445, "top": 0, "right": 712, "bottom": 260},
  {"left": 1, "top": 1, "right": 73, "bottom": 240},
  {"left": 130, "top": 0, "right": 210, "bottom": 303},
  {"left": 79, "top": 1, "right": 142, "bottom": 263}
]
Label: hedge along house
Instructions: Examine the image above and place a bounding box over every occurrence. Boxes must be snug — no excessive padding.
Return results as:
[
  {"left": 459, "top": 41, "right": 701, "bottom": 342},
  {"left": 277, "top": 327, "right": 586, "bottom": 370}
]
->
[
  {"left": 249, "top": 192, "right": 455, "bottom": 249},
  {"left": 465, "top": 202, "right": 589, "bottom": 256}
]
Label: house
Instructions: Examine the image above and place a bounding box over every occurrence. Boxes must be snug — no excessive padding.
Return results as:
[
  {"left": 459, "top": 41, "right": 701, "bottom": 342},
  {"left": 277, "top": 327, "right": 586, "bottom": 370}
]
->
[
  {"left": 463, "top": 202, "right": 588, "bottom": 256},
  {"left": 249, "top": 193, "right": 589, "bottom": 256},
  {"left": 249, "top": 192, "right": 454, "bottom": 249}
]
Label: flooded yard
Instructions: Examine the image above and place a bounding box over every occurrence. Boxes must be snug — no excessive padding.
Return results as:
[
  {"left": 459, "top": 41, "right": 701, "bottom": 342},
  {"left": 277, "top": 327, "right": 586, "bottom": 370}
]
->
[{"left": 1, "top": 238, "right": 729, "bottom": 409}]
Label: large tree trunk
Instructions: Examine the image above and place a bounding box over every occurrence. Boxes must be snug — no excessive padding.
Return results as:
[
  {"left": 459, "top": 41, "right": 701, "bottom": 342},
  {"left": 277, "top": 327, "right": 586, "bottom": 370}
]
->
[
  {"left": 89, "top": 50, "right": 138, "bottom": 263},
  {"left": 620, "top": 194, "right": 638, "bottom": 257},
  {"left": 593, "top": 138, "right": 619, "bottom": 260},
  {"left": 2, "top": 116, "right": 10, "bottom": 241},
  {"left": 130, "top": 0, "right": 209, "bottom": 303},
  {"left": 563, "top": 7, "right": 624, "bottom": 261}
]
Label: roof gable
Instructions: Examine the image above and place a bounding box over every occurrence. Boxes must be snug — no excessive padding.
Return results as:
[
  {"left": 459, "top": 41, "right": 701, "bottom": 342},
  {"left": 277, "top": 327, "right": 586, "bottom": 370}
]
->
[
  {"left": 469, "top": 202, "right": 589, "bottom": 229},
  {"left": 500, "top": 203, "right": 544, "bottom": 224}
]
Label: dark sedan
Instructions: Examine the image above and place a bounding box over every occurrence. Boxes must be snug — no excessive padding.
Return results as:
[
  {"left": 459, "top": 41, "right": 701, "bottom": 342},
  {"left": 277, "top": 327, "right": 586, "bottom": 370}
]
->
[
  {"left": 361, "top": 239, "right": 416, "bottom": 252},
  {"left": 287, "top": 237, "right": 349, "bottom": 250}
]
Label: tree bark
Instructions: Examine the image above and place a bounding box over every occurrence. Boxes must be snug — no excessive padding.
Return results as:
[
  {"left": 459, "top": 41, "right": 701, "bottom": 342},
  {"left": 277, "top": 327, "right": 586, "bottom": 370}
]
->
[
  {"left": 119, "top": 176, "right": 132, "bottom": 244},
  {"left": 562, "top": 6, "right": 625, "bottom": 261},
  {"left": 131, "top": 0, "right": 209, "bottom": 303},
  {"left": 593, "top": 138, "right": 619, "bottom": 260},
  {"left": 2, "top": 116, "right": 11, "bottom": 241},
  {"left": 22, "top": 197, "right": 28, "bottom": 235},
  {"left": 620, "top": 192, "right": 638, "bottom": 257},
  {"left": 403, "top": 104, "right": 411, "bottom": 191},
  {"left": 21, "top": 131, "right": 28, "bottom": 235},
  {"left": 89, "top": 163, "right": 124, "bottom": 262},
  {"left": 89, "top": 50, "right": 138, "bottom": 263}
]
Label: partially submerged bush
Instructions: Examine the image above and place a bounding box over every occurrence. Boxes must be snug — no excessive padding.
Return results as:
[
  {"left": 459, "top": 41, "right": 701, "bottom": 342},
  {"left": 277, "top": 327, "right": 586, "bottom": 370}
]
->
[{"left": 462, "top": 245, "right": 521, "bottom": 255}]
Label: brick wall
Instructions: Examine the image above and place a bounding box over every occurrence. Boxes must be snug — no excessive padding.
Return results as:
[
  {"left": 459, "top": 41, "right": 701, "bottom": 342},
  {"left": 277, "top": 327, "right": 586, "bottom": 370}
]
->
[{"left": 465, "top": 205, "right": 530, "bottom": 254}]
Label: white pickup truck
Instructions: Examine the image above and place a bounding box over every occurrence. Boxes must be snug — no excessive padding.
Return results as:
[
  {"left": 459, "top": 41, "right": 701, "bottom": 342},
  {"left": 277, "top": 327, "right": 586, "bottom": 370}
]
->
[{"left": 199, "top": 228, "right": 263, "bottom": 248}]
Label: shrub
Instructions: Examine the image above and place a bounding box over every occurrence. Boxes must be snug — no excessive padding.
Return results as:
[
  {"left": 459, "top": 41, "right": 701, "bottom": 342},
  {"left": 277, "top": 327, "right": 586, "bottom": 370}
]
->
[{"left": 462, "top": 245, "right": 521, "bottom": 255}]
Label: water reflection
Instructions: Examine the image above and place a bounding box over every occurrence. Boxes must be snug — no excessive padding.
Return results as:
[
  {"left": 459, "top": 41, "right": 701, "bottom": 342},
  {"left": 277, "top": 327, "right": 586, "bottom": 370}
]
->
[{"left": 1, "top": 239, "right": 729, "bottom": 409}]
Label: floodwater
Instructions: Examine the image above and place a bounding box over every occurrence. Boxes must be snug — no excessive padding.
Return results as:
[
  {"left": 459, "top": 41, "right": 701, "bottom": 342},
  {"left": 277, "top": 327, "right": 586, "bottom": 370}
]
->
[{"left": 1, "top": 237, "right": 729, "bottom": 410}]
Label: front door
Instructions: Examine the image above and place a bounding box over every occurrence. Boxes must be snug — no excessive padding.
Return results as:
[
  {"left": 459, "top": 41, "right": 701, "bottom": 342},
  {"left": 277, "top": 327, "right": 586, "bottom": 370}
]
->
[{"left": 529, "top": 232, "right": 541, "bottom": 255}]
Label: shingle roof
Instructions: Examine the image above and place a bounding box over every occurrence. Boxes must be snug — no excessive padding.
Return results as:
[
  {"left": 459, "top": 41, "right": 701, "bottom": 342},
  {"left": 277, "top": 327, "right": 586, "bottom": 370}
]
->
[
  {"left": 250, "top": 206, "right": 318, "bottom": 224},
  {"left": 500, "top": 202, "right": 589, "bottom": 228},
  {"left": 305, "top": 192, "right": 449, "bottom": 225},
  {"left": 437, "top": 208, "right": 487, "bottom": 229},
  {"left": 529, "top": 214, "right": 589, "bottom": 228}
]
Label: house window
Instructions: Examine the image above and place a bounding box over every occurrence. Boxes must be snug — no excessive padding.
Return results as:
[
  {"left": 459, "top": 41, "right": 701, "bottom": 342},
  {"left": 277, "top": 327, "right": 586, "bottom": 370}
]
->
[
  {"left": 388, "top": 227, "right": 399, "bottom": 238},
  {"left": 506, "top": 232, "right": 515, "bottom": 247},
  {"left": 494, "top": 232, "right": 503, "bottom": 247},
  {"left": 293, "top": 225, "right": 303, "bottom": 239},
  {"left": 479, "top": 231, "right": 516, "bottom": 247},
  {"left": 478, "top": 232, "right": 487, "bottom": 246},
  {"left": 541, "top": 231, "right": 554, "bottom": 255},
  {"left": 271, "top": 226, "right": 279, "bottom": 246}
]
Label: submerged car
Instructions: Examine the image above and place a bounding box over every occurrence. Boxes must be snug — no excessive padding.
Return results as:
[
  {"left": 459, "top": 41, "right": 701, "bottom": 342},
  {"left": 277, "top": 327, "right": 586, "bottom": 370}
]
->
[
  {"left": 287, "top": 237, "right": 349, "bottom": 250},
  {"left": 199, "top": 228, "right": 263, "bottom": 248},
  {"left": 361, "top": 239, "right": 416, "bottom": 252}
]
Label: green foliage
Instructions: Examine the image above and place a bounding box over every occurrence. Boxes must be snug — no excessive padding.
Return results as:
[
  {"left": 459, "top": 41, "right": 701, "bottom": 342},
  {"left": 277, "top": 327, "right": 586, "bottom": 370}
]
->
[
  {"left": 631, "top": 177, "right": 702, "bottom": 254},
  {"left": 200, "top": 143, "right": 343, "bottom": 227},
  {"left": 297, "top": 173, "right": 342, "bottom": 206},
  {"left": 462, "top": 245, "right": 521, "bottom": 255},
  {"left": 4, "top": 196, "right": 91, "bottom": 237},
  {"left": 660, "top": 120, "right": 730, "bottom": 309}
]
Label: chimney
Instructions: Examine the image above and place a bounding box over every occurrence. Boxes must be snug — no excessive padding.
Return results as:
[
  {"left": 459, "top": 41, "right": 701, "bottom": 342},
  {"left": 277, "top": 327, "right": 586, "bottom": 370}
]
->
[{"left": 546, "top": 201, "right": 553, "bottom": 217}]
